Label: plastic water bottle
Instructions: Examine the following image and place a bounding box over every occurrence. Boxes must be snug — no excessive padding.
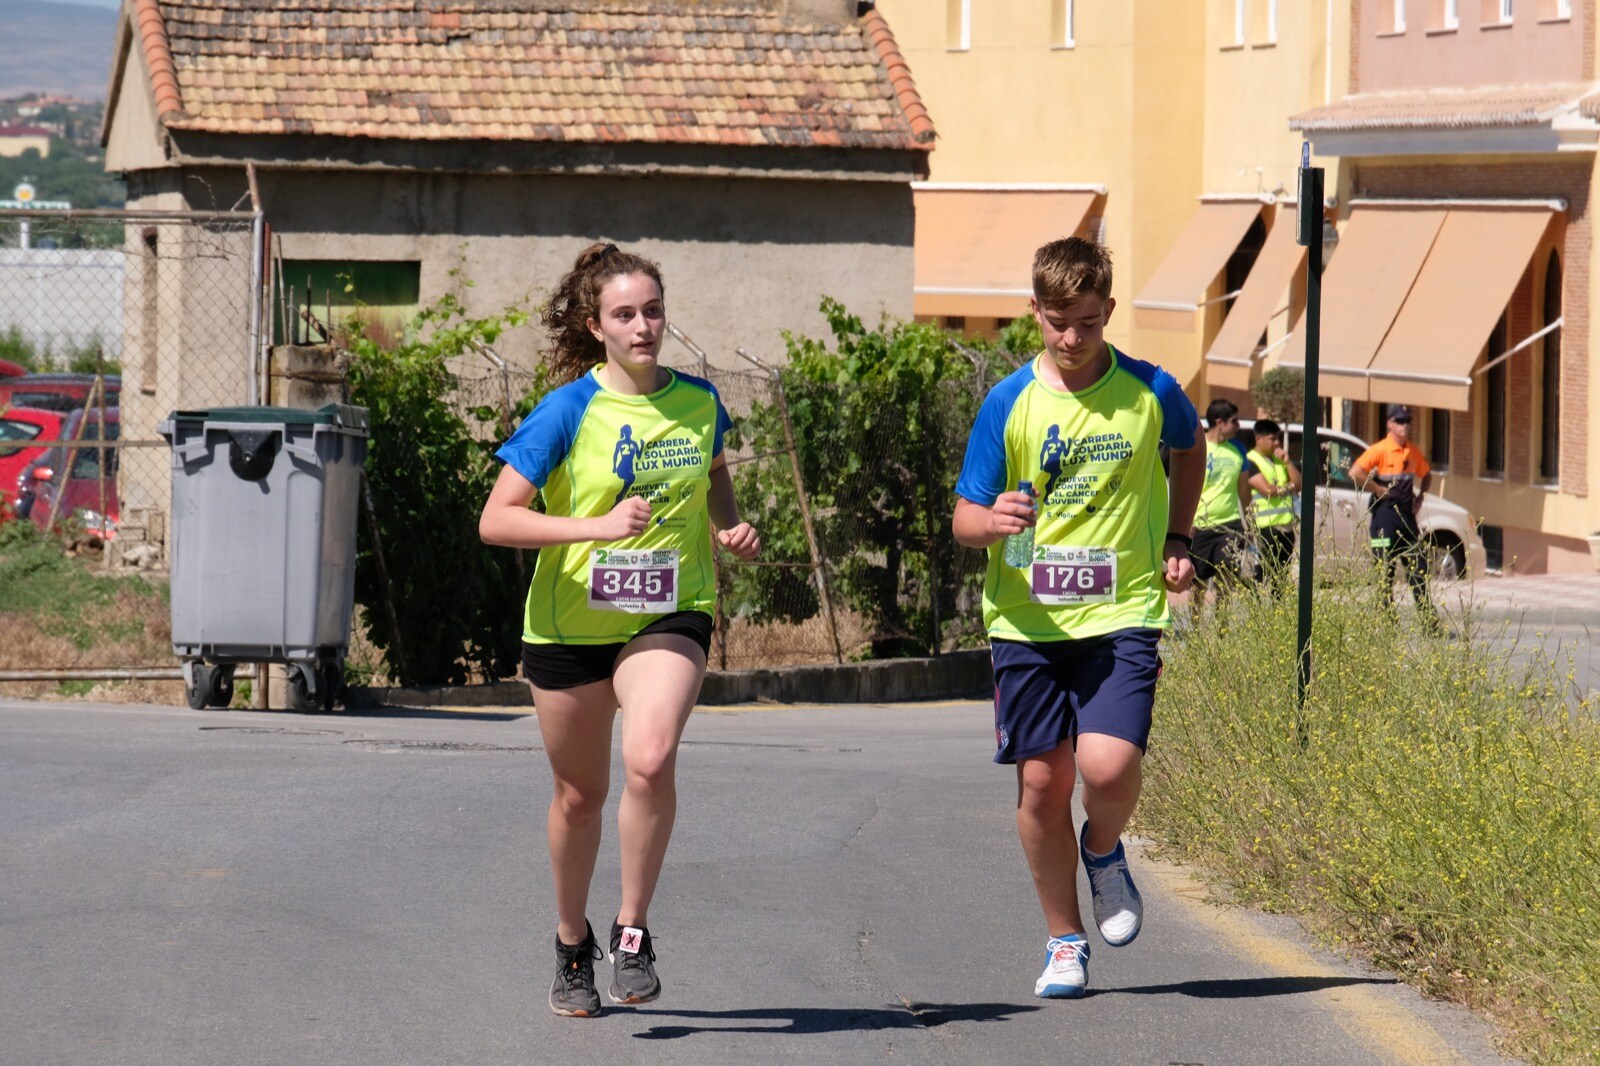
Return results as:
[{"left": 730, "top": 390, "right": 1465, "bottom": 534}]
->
[{"left": 1003, "top": 480, "right": 1035, "bottom": 568}]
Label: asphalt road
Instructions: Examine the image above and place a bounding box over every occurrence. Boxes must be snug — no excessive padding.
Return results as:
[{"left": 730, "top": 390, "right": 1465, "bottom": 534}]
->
[{"left": 1, "top": 698, "right": 1519, "bottom": 1066}]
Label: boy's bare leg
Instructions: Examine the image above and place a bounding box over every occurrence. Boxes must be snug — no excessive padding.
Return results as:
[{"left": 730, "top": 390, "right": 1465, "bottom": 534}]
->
[
  {"left": 1077, "top": 732, "right": 1143, "bottom": 854},
  {"left": 1015, "top": 744, "right": 1086, "bottom": 935}
]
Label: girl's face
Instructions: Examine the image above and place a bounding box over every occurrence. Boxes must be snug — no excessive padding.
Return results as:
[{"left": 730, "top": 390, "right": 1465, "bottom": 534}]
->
[{"left": 589, "top": 272, "right": 665, "bottom": 370}]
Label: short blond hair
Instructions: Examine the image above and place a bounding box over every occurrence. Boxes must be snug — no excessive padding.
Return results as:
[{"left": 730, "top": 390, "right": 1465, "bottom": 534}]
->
[{"left": 1032, "top": 237, "right": 1113, "bottom": 309}]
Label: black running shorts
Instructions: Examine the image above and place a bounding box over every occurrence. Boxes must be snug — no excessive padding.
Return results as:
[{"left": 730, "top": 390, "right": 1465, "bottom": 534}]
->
[{"left": 521, "top": 610, "right": 714, "bottom": 691}]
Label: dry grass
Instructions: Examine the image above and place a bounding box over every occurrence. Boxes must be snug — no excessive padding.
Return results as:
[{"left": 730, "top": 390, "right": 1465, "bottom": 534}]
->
[{"left": 0, "top": 525, "right": 182, "bottom": 704}]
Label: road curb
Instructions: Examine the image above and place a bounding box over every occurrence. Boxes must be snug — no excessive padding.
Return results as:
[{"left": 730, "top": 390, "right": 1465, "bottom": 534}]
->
[{"left": 348, "top": 649, "right": 995, "bottom": 710}]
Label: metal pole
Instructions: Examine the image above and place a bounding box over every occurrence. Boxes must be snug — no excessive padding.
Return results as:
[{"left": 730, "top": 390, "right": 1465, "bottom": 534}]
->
[
  {"left": 1295, "top": 143, "right": 1325, "bottom": 709},
  {"left": 246, "top": 167, "right": 265, "bottom": 406},
  {"left": 43, "top": 377, "right": 100, "bottom": 536}
]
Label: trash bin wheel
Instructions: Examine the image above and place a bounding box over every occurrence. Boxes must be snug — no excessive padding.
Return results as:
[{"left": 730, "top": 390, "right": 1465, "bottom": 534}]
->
[
  {"left": 287, "top": 663, "right": 319, "bottom": 714},
  {"left": 185, "top": 664, "right": 212, "bottom": 710},
  {"left": 207, "top": 665, "right": 235, "bottom": 709},
  {"left": 317, "top": 661, "right": 344, "bottom": 714}
]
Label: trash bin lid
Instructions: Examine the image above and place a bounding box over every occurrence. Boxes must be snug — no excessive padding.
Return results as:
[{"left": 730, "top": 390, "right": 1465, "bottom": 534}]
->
[{"left": 163, "top": 403, "right": 368, "bottom": 433}]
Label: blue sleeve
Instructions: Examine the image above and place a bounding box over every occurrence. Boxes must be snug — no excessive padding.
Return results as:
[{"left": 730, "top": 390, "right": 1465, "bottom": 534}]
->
[
  {"left": 1118, "top": 355, "right": 1201, "bottom": 451},
  {"left": 676, "top": 372, "right": 733, "bottom": 457},
  {"left": 494, "top": 377, "right": 597, "bottom": 489},
  {"left": 954, "top": 366, "right": 1032, "bottom": 505}
]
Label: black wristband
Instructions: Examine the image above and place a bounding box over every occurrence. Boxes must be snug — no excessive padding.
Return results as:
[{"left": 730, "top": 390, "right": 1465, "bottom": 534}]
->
[{"left": 1164, "top": 531, "right": 1193, "bottom": 550}]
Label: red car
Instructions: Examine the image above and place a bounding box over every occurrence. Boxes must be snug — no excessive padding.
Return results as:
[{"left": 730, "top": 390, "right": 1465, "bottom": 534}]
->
[
  {"left": 0, "top": 358, "right": 26, "bottom": 378},
  {"left": 0, "top": 405, "right": 64, "bottom": 512},
  {"left": 11, "top": 407, "right": 121, "bottom": 540},
  {"left": 0, "top": 373, "right": 121, "bottom": 413}
]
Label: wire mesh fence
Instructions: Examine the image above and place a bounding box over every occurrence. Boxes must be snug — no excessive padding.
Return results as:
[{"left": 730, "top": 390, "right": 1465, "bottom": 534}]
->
[
  {"left": 0, "top": 209, "right": 259, "bottom": 682},
  {"left": 3, "top": 218, "right": 1004, "bottom": 685},
  {"left": 437, "top": 341, "right": 1001, "bottom": 675}
]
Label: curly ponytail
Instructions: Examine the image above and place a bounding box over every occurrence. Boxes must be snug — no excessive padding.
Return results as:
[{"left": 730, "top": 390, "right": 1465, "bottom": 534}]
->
[{"left": 543, "top": 241, "right": 666, "bottom": 384}]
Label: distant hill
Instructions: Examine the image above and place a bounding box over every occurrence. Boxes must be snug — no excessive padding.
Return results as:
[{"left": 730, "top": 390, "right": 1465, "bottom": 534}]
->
[{"left": 0, "top": 0, "right": 120, "bottom": 100}]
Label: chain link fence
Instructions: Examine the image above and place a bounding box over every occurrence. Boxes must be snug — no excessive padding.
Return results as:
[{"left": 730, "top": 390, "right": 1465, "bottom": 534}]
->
[
  {"left": 0, "top": 208, "right": 259, "bottom": 687},
  {"left": 4, "top": 217, "right": 1001, "bottom": 685},
  {"left": 425, "top": 332, "right": 1001, "bottom": 676}
]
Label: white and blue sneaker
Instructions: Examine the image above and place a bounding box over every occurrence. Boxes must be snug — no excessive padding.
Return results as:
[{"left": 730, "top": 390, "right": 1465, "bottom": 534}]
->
[
  {"left": 1034, "top": 934, "right": 1090, "bottom": 998},
  {"left": 1080, "top": 823, "right": 1144, "bottom": 947}
]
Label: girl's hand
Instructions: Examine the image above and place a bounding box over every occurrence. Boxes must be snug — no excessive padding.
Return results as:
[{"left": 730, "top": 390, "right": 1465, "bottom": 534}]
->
[
  {"left": 595, "top": 496, "right": 651, "bottom": 541},
  {"left": 716, "top": 523, "right": 761, "bottom": 560}
]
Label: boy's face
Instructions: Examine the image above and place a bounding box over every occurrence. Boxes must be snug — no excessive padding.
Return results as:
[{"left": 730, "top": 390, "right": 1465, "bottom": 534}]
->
[
  {"left": 1032, "top": 292, "right": 1115, "bottom": 376},
  {"left": 1257, "top": 433, "right": 1279, "bottom": 454}
]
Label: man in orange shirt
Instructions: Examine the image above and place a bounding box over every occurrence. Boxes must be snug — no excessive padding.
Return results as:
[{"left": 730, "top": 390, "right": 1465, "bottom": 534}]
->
[{"left": 1348, "top": 405, "right": 1437, "bottom": 631}]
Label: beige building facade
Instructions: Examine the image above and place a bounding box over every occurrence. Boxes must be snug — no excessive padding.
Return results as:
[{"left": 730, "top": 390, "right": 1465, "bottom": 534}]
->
[
  {"left": 877, "top": 0, "right": 1344, "bottom": 402},
  {"left": 1290, "top": 0, "right": 1597, "bottom": 573},
  {"left": 879, "top": 0, "right": 1600, "bottom": 573}
]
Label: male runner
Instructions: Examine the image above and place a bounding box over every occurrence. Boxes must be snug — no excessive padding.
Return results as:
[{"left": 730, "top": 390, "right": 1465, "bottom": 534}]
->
[{"left": 953, "top": 236, "right": 1203, "bottom": 998}]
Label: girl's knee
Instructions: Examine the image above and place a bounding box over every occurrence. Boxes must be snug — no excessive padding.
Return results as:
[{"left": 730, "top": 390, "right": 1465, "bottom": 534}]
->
[
  {"left": 553, "top": 779, "right": 608, "bottom": 821},
  {"left": 624, "top": 746, "right": 678, "bottom": 795}
]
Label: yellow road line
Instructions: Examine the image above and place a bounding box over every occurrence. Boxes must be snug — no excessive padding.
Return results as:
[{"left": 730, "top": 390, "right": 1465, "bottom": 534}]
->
[{"left": 1139, "top": 857, "right": 1467, "bottom": 1065}]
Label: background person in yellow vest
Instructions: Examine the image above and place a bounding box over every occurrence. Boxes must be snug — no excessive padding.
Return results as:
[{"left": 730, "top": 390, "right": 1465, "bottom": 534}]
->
[
  {"left": 1188, "top": 399, "right": 1252, "bottom": 600},
  {"left": 1244, "top": 418, "right": 1300, "bottom": 593}
]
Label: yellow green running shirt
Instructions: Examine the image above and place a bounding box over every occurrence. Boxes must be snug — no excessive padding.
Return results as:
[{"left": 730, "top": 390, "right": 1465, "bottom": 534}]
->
[
  {"left": 955, "top": 346, "right": 1200, "bottom": 641},
  {"left": 495, "top": 367, "right": 732, "bottom": 645},
  {"left": 1196, "top": 438, "right": 1249, "bottom": 528}
]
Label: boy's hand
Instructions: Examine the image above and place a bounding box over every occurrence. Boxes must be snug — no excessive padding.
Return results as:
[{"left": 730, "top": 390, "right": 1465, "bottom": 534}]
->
[
  {"left": 988, "top": 488, "right": 1037, "bottom": 538},
  {"left": 1163, "top": 542, "right": 1195, "bottom": 593},
  {"left": 716, "top": 522, "right": 762, "bottom": 560}
]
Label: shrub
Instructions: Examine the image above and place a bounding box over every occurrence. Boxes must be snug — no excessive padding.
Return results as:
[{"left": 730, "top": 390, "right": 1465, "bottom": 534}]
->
[
  {"left": 343, "top": 293, "right": 536, "bottom": 686},
  {"left": 726, "top": 299, "right": 1012, "bottom": 655},
  {"left": 1251, "top": 365, "right": 1305, "bottom": 423}
]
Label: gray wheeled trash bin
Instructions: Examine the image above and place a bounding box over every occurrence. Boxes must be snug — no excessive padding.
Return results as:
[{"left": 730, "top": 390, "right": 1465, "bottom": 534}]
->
[{"left": 159, "top": 404, "right": 370, "bottom": 712}]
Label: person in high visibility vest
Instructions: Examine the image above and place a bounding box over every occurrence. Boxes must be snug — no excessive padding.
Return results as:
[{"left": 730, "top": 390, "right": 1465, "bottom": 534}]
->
[
  {"left": 1244, "top": 419, "right": 1300, "bottom": 593},
  {"left": 1189, "top": 399, "right": 1252, "bottom": 599}
]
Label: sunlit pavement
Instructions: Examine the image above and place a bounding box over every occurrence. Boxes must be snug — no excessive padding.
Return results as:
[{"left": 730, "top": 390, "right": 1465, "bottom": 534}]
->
[{"left": 0, "top": 697, "right": 1519, "bottom": 1066}]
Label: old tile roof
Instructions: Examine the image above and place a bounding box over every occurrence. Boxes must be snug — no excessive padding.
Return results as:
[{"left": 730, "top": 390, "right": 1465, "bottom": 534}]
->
[
  {"left": 1291, "top": 83, "right": 1595, "bottom": 132},
  {"left": 130, "top": 0, "right": 934, "bottom": 152}
]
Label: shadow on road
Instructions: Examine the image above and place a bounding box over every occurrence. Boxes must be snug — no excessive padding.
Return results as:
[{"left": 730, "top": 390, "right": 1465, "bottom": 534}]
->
[
  {"left": 627, "top": 1001, "right": 1040, "bottom": 1039},
  {"left": 1098, "top": 975, "right": 1396, "bottom": 999},
  {"left": 321, "top": 707, "right": 531, "bottom": 722}
]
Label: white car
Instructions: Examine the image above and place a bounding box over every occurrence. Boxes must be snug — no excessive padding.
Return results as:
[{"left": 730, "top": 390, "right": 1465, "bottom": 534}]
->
[{"left": 1232, "top": 420, "right": 1485, "bottom": 581}]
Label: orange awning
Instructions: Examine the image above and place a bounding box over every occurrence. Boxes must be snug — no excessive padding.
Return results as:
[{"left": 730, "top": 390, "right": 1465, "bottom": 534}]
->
[
  {"left": 1132, "top": 200, "right": 1264, "bottom": 332},
  {"left": 1278, "top": 204, "right": 1447, "bottom": 402},
  {"left": 1203, "top": 203, "right": 1307, "bottom": 390},
  {"left": 1366, "top": 206, "right": 1555, "bottom": 411},
  {"left": 913, "top": 186, "right": 1101, "bottom": 318}
]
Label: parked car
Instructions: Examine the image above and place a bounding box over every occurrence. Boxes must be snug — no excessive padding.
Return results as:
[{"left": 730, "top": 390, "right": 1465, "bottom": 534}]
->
[
  {"left": 0, "top": 358, "right": 27, "bottom": 378},
  {"left": 13, "top": 407, "right": 121, "bottom": 541},
  {"left": 1234, "top": 419, "right": 1485, "bottom": 581},
  {"left": 0, "top": 373, "right": 121, "bottom": 412},
  {"left": 0, "top": 405, "right": 65, "bottom": 511}
]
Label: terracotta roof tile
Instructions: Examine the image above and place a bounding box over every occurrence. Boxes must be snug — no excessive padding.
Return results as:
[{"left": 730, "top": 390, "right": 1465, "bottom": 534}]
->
[
  {"left": 137, "top": 0, "right": 933, "bottom": 152},
  {"left": 1290, "top": 83, "right": 1594, "bottom": 132}
]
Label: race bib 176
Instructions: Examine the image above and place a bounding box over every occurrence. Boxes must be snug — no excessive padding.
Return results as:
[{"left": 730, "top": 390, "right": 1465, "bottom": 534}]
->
[{"left": 1029, "top": 545, "right": 1117, "bottom": 605}]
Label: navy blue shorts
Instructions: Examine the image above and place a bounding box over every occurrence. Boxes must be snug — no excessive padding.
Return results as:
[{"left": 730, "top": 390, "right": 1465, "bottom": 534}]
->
[{"left": 990, "top": 628, "right": 1163, "bottom": 763}]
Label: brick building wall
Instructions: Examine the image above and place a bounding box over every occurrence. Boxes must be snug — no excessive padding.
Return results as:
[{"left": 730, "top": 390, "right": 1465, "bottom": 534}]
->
[{"left": 1353, "top": 159, "right": 1590, "bottom": 497}]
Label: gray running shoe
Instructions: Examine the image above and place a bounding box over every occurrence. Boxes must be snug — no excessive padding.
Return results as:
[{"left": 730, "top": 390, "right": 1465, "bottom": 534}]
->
[
  {"left": 608, "top": 921, "right": 661, "bottom": 1004},
  {"left": 549, "top": 922, "right": 603, "bottom": 1018}
]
